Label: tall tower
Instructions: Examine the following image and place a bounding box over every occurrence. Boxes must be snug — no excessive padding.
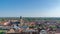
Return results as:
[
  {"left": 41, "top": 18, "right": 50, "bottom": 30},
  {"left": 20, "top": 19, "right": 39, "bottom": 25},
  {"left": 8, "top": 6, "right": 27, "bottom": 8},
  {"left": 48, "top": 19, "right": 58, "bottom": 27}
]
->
[{"left": 20, "top": 16, "right": 24, "bottom": 26}]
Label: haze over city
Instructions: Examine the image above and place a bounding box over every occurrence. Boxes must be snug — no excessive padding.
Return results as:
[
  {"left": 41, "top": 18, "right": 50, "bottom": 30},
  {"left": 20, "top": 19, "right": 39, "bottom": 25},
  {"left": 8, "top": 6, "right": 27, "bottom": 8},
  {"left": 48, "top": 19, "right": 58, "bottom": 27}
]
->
[{"left": 0, "top": 0, "right": 60, "bottom": 17}]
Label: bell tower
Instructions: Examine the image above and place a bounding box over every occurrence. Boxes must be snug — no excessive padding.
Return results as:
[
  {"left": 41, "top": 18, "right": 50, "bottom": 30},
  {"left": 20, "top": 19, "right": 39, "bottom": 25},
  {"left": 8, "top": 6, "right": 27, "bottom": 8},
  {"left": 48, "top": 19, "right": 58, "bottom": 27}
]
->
[{"left": 20, "top": 16, "right": 24, "bottom": 26}]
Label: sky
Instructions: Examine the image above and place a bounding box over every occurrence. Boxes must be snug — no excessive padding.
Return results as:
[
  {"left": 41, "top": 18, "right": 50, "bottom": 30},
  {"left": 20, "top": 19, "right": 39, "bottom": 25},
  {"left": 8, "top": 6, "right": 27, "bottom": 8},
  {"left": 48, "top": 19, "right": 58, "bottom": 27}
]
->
[{"left": 0, "top": 0, "right": 60, "bottom": 17}]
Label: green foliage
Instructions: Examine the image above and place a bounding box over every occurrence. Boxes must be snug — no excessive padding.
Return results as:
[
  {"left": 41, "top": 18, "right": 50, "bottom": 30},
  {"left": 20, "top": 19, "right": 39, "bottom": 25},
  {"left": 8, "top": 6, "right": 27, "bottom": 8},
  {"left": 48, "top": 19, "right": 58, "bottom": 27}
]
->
[
  {"left": 0, "top": 18, "right": 5, "bottom": 21},
  {"left": 49, "top": 25, "right": 57, "bottom": 29}
]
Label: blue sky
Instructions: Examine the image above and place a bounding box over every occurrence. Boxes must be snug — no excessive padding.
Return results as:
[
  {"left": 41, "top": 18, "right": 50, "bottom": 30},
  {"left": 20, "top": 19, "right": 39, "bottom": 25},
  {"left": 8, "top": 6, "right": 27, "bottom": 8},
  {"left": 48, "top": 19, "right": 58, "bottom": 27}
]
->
[{"left": 0, "top": 0, "right": 60, "bottom": 17}]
